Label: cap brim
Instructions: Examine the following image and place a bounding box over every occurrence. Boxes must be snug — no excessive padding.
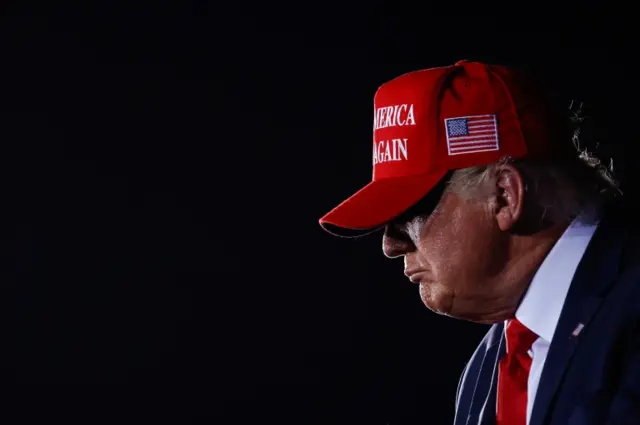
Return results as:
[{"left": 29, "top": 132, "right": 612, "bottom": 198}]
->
[{"left": 319, "top": 170, "right": 449, "bottom": 238}]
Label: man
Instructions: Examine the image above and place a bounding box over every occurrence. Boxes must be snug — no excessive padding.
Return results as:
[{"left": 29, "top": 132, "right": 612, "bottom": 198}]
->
[{"left": 319, "top": 60, "right": 640, "bottom": 425}]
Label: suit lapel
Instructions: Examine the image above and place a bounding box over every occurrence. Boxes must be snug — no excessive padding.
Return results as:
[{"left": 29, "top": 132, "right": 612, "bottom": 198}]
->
[
  {"left": 529, "top": 206, "right": 627, "bottom": 425},
  {"left": 456, "top": 323, "right": 504, "bottom": 425},
  {"left": 478, "top": 331, "right": 505, "bottom": 425}
]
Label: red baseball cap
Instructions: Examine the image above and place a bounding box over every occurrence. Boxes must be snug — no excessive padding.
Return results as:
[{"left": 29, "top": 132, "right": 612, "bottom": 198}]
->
[{"left": 319, "top": 60, "right": 563, "bottom": 236}]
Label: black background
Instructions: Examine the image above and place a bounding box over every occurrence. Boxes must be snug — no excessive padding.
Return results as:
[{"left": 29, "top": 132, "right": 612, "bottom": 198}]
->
[{"left": 8, "top": 5, "right": 640, "bottom": 424}]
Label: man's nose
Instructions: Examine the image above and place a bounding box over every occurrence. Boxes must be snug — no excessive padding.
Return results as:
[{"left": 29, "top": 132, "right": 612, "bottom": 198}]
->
[{"left": 382, "top": 232, "right": 414, "bottom": 258}]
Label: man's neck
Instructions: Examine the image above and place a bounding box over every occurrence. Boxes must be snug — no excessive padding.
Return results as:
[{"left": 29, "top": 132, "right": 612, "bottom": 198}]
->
[
  {"left": 506, "top": 222, "right": 570, "bottom": 313},
  {"left": 475, "top": 222, "right": 569, "bottom": 324}
]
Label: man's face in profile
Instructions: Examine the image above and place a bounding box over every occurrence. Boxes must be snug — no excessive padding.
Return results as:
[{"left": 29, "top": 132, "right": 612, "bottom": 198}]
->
[{"left": 381, "top": 179, "right": 513, "bottom": 324}]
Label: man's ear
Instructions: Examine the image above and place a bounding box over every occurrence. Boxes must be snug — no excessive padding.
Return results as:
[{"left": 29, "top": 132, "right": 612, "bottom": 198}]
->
[{"left": 493, "top": 163, "right": 525, "bottom": 232}]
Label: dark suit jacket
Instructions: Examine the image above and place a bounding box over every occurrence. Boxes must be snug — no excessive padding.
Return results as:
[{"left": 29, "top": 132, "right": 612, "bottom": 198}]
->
[{"left": 454, "top": 202, "right": 640, "bottom": 425}]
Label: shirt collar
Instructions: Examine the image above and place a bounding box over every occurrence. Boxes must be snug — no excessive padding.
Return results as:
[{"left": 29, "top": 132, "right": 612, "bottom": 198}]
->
[{"left": 514, "top": 217, "right": 599, "bottom": 343}]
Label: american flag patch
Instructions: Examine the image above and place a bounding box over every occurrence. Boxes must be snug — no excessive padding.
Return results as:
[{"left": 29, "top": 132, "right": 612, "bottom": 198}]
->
[
  {"left": 444, "top": 114, "right": 499, "bottom": 155},
  {"left": 571, "top": 323, "right": 585, "bottom": 337}
]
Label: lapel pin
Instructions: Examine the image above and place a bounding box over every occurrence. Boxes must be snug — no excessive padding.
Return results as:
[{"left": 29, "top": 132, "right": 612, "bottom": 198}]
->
[{"left": 571, "top": 323, "right": 585, "bottom": 337}]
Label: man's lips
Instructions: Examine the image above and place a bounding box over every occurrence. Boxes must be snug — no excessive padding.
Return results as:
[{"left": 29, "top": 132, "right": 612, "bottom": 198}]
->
[{"left": 404, "top": 268, "right": 425, "bottom": 284}]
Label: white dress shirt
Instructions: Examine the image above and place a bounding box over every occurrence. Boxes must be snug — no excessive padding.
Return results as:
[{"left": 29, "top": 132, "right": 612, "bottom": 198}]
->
[{"left": 507, "top": 217, "right": 599, "bottom": 425}]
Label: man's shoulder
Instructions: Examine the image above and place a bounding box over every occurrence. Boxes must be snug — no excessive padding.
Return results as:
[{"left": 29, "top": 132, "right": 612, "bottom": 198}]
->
[
  {"left": 562, "top": 202, "right": 640, "bottom": 335},
  {"left": 598, "top": 201, "right": 640, "bottom": 311}
]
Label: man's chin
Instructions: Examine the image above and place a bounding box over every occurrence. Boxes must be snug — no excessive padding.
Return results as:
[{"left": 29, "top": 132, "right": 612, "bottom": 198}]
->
[
  {"left": 419, "top": 293, "right": 489, "bottom": 323},
  {"left": 420, "top": 295, "right": 452, "bottom": 317},
  {"left": 419, "top": 284, "right": 452, "bottom": 315}
]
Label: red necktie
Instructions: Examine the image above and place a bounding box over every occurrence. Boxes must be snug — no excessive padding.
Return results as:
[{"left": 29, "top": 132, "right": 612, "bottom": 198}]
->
[{"left": 496, "top": 318, "right": 539, "bottom": 425}]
